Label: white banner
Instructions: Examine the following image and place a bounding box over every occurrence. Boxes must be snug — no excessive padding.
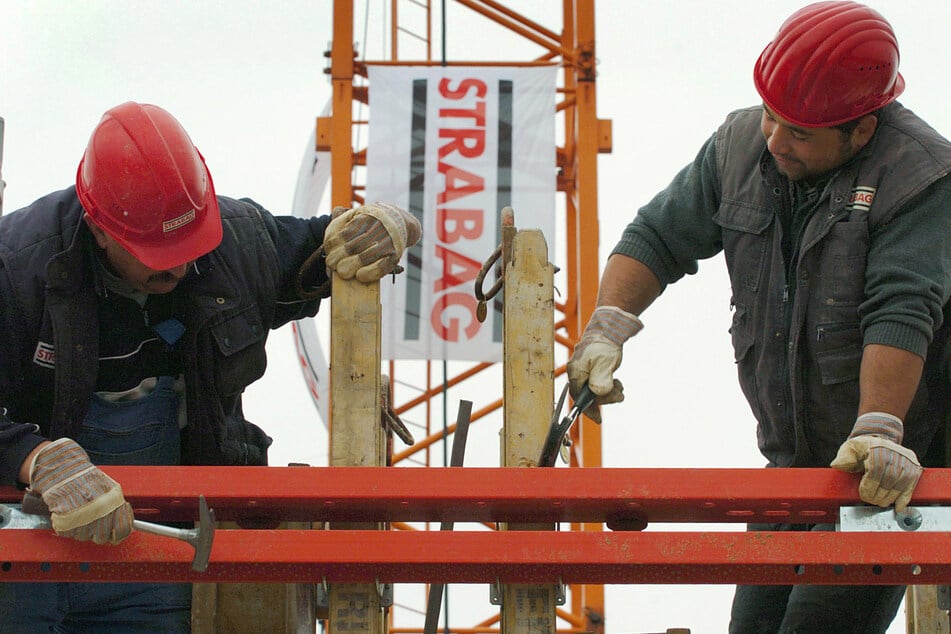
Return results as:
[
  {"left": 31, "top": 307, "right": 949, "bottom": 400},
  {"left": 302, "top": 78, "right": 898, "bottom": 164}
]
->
[
  {"left": 367, "top": 65, "right": 557, "bottom": 361},
  {"left": 290, "top": 103, "right": 331, "bottom": 426}
]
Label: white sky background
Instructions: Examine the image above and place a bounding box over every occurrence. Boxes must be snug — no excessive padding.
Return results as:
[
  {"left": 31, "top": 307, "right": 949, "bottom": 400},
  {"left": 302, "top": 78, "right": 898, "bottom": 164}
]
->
[{"left": 3, "top": 2, "right": 950, "bottom": 632}]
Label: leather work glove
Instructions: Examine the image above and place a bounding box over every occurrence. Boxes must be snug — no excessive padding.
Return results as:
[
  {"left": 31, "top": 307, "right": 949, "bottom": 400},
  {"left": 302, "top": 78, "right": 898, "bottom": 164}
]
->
[
  {"left": 323, "top": 202, "right": 422, "bottom": 283},
  {"left": 830, "top": 412, "right": 923, "bottom": 512},
  {"left": 566, "top": 305, "right": 644, "bottom": 423},
  {"left": 28, "top": 438, "right": 134, "bottom": 544}
]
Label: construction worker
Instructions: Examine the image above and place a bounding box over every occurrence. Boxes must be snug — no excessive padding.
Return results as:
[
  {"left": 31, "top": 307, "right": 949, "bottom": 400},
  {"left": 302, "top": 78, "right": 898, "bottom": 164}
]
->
[
  {"left": 0, "top": 101, "right": 420, "bottom": 632},
  {"left": 567, "top": 2, "right": 951, "bottom": 632}
]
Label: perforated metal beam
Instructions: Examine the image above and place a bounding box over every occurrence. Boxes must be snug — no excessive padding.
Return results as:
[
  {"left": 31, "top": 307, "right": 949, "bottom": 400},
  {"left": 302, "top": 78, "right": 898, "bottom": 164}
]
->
[
  {"left": 2, "top": 529, "right": 950, "bottom": 585},
  {"left": 4, "top": 466, "right": 950, "bottom": 525}
]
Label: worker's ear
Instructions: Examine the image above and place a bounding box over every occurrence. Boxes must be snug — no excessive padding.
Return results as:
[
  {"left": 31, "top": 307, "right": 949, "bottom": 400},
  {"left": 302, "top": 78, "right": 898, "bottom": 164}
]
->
[
  {"left": 851, "top": 113, "right": 878, "bottom": 152},
  {"left": 83, "top": 213, "right": 111, "bottom": 249}
]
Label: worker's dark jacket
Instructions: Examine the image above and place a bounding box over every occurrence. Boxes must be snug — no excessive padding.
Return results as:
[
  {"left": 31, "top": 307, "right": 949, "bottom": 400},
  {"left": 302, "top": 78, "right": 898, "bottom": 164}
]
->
[
  {"left": 718, "top": 105, "right": 951, "bottom": 466},
  {"left": 615, "top": 103, "right": 951, "bottom": 467},
  {"left": 0, "top": 188, "right": 331, "bottom": 485}
]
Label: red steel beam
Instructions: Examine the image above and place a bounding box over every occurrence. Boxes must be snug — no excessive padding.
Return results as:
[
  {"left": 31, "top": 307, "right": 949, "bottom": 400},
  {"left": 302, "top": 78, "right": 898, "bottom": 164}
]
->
[
  {"left": 3, "top": 467, "right": 951, "bottom": 525},
  {"left": 1, "top": 529, "right": 950, "bottom": 585}
]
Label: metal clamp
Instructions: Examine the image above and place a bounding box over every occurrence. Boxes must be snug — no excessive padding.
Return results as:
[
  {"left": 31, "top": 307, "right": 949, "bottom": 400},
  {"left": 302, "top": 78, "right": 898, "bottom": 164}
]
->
[
  {"left": 316, "top": 578, "right": 392, "bottom": 609},
  {"left": 376, "top": 578, "right": 393, "bottom": 608},
  {"left": 489, "top": 578, "right": 567, "bottom": 606},
  {"left": 316, "top": 577, "right": 329, "bottom": 609},
  {"left": 489, "top": 578, "right": 503, "bottom": 606},
  {"left": 555, "top": 578, "right": 567, "bottom": 606},
  {"left": 938, "top": 585, "right": 951, "bottom": 611}
]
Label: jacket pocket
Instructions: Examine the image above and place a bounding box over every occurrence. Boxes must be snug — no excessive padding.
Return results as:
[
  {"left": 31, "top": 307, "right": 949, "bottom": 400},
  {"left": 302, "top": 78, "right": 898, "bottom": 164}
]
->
[
  {"left": 210, "top": 305, "right": 267, "bottom": 396},
  {"left": 714, "top": 201, "right": 773, "bottom": 293},
  {"left": 729, "top": 304, "right": 764, "bottom": 422},
  {"left": 730, "top": 304, "right": 755, "bottom": 363},
  {"left": 818, "top": 221, "right": 869, "bottom": 305},
  {"left": 714, "top": 200, "right": 774, "bottom": 234},
  {"left": 814, "top": 322, "right": 862, "bottom": 385}
]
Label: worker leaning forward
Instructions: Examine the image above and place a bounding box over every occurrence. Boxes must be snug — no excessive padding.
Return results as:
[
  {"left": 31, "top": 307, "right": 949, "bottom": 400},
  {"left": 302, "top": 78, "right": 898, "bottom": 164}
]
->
[
  {"left": 567, "top": 2, "right": 951, "bottom": 633},
  {"left": 0, "top": 101, "right": 420, "bottom": 632}
]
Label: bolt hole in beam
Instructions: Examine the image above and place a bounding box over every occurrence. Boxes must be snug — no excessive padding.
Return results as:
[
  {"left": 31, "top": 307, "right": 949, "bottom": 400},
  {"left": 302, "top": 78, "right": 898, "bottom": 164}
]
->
[
  {"left": 795, "top": 563, "right": 917, "bottom": 578},
  {"left": 9, "top": 561, "right": 114, "bottom": 575}
]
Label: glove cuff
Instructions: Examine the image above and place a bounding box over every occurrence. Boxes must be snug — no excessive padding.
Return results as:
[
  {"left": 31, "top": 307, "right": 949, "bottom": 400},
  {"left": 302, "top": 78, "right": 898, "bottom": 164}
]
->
[
  {"left": 850, "top": 411, "right": 903, "bottom": 444},
  {"left": 584, "top": 306, "right": 644, "bottom": 347}
]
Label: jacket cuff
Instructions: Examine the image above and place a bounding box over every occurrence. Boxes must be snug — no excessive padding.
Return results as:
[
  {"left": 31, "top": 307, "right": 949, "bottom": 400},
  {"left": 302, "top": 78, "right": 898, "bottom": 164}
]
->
[{"left": 0, "top": 432, "right": 47, "bottom": 488}]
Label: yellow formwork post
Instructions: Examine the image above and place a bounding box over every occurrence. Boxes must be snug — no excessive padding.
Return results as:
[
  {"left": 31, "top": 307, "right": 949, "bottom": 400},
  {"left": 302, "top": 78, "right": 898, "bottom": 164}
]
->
[
  {"left": 327, "top": 256, "right": 388, "bottom": 634},
  {"left": 906, "top": 585, "right": 950, "bottom": 634},
  {"left": 499, "top": 210, "right": 558, "bottom": 634}
]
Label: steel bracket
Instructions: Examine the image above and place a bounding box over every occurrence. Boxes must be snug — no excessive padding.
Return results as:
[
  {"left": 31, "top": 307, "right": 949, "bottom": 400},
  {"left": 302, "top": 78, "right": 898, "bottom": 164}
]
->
[
  {"left": 838, "top": 506, "right": 951, "bottom": 532},
  {"left": 489, "top": 578, "right": 503, "bottom": 606},
  {"left": 488, "top": 578, "right": 565, "bottom": 606}
]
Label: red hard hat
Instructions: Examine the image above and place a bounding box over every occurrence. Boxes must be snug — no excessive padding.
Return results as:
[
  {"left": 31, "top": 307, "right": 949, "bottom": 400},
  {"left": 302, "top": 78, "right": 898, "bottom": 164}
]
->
[
  {"left": 76, "top": 102, "right": 222, "bottom": 270},
  {"left": 754, "top": 1, "right": 905, "bottom": 128}
]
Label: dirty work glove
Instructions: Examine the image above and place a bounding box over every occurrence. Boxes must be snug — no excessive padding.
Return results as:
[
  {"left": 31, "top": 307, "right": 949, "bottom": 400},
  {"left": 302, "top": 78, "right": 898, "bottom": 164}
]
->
[
  {"left": 830, "top": 412, "right": 922, "bottom": 512},
  {"left": 29, "top": 438, "right": 134, "bottom": 544},
  {"left": 323, "top": 202, "right": 422, "bottom": 283},
  {"left": 381, "top": 374, "right": 415, "bottom": 446},
  {"left": 566, "top": 306, "right": 644, "bottom": 423}
]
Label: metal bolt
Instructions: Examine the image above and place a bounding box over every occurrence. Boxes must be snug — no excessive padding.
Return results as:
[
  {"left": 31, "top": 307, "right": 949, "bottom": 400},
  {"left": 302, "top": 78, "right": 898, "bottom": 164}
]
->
[{"left": 896, "top": 508, "right": 923, "bottom": 532}]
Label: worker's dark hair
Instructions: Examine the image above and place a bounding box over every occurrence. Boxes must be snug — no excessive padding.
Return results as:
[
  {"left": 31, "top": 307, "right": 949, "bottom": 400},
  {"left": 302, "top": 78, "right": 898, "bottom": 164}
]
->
[{"left": 835, "top": 108, "right": 882, "bottom": 136}]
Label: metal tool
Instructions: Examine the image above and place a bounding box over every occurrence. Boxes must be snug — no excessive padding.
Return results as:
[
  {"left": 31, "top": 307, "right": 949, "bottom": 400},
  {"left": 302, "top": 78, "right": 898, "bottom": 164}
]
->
[
  {"left": 539, "top": 383, "right": 596, "bottom": 467},
  {"left": 4, "top": 493, "right": 216, "bottom": 572},
  {"left": 423, "top": 399, "right": 473, "bottom": 634}
]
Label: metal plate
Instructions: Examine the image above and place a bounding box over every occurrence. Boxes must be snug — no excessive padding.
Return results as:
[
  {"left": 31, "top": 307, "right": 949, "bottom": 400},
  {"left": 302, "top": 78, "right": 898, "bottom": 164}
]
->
[
  {"left": 838, "top": 506, "right": 951, "bottom": 532},
  {"left": 0, "top": 503, "right": 51, "bottom": 530}
]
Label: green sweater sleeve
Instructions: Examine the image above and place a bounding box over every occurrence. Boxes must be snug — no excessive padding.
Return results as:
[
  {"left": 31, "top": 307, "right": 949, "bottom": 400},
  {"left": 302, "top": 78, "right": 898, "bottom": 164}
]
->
[{"left": 861, "top": 175, "right": 951, "bottom": 357}]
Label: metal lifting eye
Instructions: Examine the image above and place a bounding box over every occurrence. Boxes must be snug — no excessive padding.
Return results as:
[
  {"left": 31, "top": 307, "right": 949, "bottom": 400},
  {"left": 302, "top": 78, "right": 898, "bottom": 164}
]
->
[{"left": 473, "top": 244, "right": 503, "bottom": 323}]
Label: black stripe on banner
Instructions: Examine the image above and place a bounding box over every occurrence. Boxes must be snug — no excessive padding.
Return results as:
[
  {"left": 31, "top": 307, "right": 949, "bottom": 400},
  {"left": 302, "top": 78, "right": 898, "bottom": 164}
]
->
[
  {"left": 493, "top": 79, "right": 513, "bottom": 343},
  {"left": 404, "top": 78, "right": 427, "bottom": 340}
]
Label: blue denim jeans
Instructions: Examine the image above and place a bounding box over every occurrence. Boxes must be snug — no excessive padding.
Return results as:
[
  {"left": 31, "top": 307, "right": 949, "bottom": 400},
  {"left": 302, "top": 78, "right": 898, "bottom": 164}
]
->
[
  {"left": 0, "top": 580, "right": 191, "bottom": 634},
  {"left": 0, "top": 376, "right": 191, "bottom": 633},
  {"left": 728, "top": 522, "right": 905, "bottom": 634},
  {"left": 75, "top": 375, "right": 182, "bottom": 467}
]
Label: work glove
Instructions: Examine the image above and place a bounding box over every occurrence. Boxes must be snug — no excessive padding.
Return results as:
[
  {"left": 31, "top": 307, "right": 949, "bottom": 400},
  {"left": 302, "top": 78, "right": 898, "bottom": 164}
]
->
[
  {"left": 323, "top": 202, "right": 422, "bottom": 283},
  {"left": 28, "top": 438, "right": 134, "bottom": 544},
  {"left": 830, "top": 412, "right": 922, "bottom": 512},
  {"left": 566, "top": 305, "right": 644, "bottom": 423}
]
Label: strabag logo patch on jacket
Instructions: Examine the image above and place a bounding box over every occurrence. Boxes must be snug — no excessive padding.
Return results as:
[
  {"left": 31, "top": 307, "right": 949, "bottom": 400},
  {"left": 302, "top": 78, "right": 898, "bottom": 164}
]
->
[
  {"left": 847, "top": 186, "right": 876, "bottom": 212},
  {"left": 33, "top": 341, "right": 55, "bottom": 368}
]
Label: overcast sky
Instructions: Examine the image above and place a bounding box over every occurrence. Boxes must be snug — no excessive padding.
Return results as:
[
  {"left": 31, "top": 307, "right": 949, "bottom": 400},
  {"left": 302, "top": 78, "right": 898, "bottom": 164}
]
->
[{"left": 3, "top": 2, "right": 949, "bottom": 632}]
